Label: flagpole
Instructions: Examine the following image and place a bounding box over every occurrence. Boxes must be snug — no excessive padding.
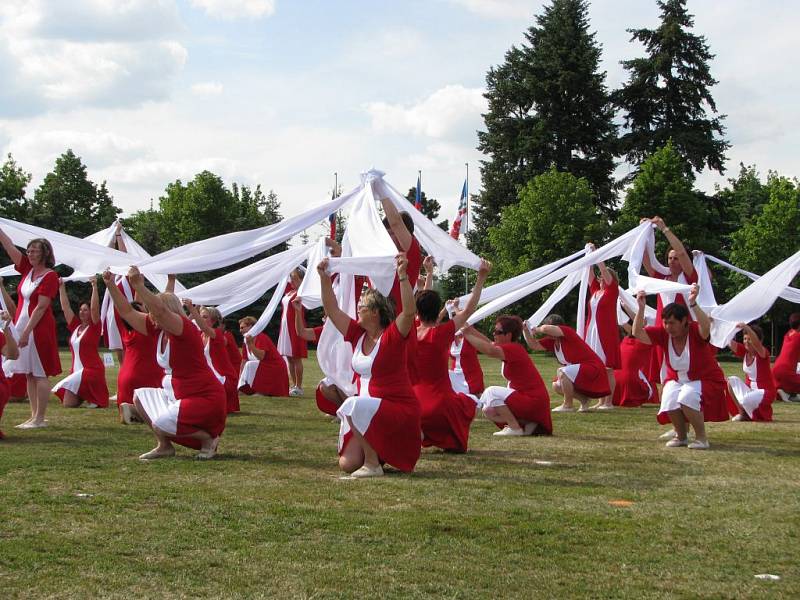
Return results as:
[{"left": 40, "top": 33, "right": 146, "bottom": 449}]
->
[{"left": 464, "top": 162, "right": 469, "bottom": 295}]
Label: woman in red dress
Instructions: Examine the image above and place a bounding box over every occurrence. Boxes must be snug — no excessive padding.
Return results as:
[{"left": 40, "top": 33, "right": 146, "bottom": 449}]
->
[
  {"left": 105, "top": 267, "right": 226, "bottom": 460},
  {"left": 613, "top": 325, "right": 656, "bottom": 407},
  {"left": 278, "top": 269, "right": 307, "bottom": 397},
  {"left": 104, "top": 221, "right": 133, "bottom": 366},
  {"left": 0, "top": 278, "right": 28, "bottom": 402},
  {"left": 319, "top": 253, "right": 420, "bottom": 478},
  {"left": 413, "top": 259, "right": 491, "bottom": 452},
  {"left": 583, "top": 245, "right": 621, "bottom": 409},
  {"left": 461, "top": 316, "right": 551, "bottom": 437},
  {"left": 632, "top": 285, "right": 732, "bottom": 449},
  {"left": 0, "top": 230, "right": 61, "bottom": 429},
  {"left": 449, "top": 332, "right": 484, "bottom": 398},
  {"left": 727, "top": 322, "right": 775, "bottom": 422},
  {"left": 528, "top": 316, "right": 610, "bottom": 412},
  {"left": 223, "top": 322, "right": 242, "bottom": 376},
  {"left": 0, "top": 312, "right": 20, "bottom": 439},
  {"left": 772, "top": 313, "right": 800, "bottom": 401},
  {"left": 52, "top": 277, "right": 109, "bottom": 408},
  {"left": 184, "top": 301, "right": 239, "bottom": 414},
  {"left": 114, "top": 300, "right": 163, "bottom": 425},
  {"left": 237, "top": 316, "right": 289, "bottom": 397}
]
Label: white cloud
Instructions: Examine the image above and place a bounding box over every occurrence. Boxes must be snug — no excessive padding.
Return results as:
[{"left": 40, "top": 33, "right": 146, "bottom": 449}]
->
[
  {"left": 444, "top": 0, "right": 532, "bottom": 20},
  {"left": 191, "top": 81, "right": 224, "bottom": 95},
  {"left": 365, "top": 85, "right": 487, "bottom": 139},
  {"left": 0, "top": 1, "right": 186, "bottom": 115},
  {"left": 190, "top": 0, "right": 276, "bottom": 20}
]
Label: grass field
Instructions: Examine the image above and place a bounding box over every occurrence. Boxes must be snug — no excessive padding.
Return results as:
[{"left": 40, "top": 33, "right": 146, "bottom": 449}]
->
[{"left": 1, "top": 351, "right": 798, "bottom": 599}]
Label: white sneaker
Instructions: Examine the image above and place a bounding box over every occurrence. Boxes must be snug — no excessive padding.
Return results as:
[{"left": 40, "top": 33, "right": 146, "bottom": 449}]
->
[
  {"left": 551, "top": 404, "right": 575, "bottom": 413},
  {"left": 665, "top": 438, "right": 688, "bottom": 448},
  {"left": 493, "top": 426, "right": 524, "bottom": 437},
  {"left": 120, "top": 403, "right": 135, "bottom": 425},
  {"left": 688, "top": 440, "right": 710, "bottom": 450},
  {"left": 350, "top": 464, "right": 384, "bottom": 478},
  {"left": 84, "top": 403, "right": 99, "bottom": 409},
  {"left": 777, "top": 389, "right": 791, "bottom": 402},
  {"left": 731, "top": 414, "right": 745, "bottom": 422},
  {"left": 289, "top": 387, "right": 304, "bottom": 397},
  {"left": 659, "top": 429, "right": 678, "bottom": 440},
  {"left": 109, "top": 394, "right": 118, "bottom": 401}
]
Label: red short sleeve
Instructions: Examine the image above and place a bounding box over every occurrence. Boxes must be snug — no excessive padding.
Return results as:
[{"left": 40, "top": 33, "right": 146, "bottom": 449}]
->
[
  {"left": 145, "top": 316, "right": 160, "bottom": 336},
  {"left": 68, "top": 316, "right": 80, "bottom": 332},
  {"left": 313, "top": 326, "right": 324, "bottom": 342},
  {"left": 14, "top": 255, "right": 32, "bottom": 277},
  {"left": 539, "top": 337, "right": 555, "bottom": 352},
  {"left": 645, "top": 326, "right": 666, "bottom": 346},
  {"left": 37, "top": 271, "right": 59, "bottom": 298},
  {"left": 344, "top": 319, "right": 364, "bottom": 345},
  {"left": 730, "top": 341, "right": 746, "bottom": 358}
]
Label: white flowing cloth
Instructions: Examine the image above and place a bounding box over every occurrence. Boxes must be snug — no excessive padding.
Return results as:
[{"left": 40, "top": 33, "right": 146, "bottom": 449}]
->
[{"left": 704, "top": 253, "right": 800, "bottom": 304}]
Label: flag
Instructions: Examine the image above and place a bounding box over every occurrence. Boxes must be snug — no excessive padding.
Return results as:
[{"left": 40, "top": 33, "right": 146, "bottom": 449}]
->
[
  {"left": 415, "top": 174, "right": 422, "bottom": 211},
  {"left": 449, "top": 180, "right": 468, "bottom": 240}
]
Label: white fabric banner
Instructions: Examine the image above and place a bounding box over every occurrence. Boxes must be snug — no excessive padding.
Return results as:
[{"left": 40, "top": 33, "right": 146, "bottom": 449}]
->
[{"left": 705, "top": 253, "right": 800, "bottom": 304}]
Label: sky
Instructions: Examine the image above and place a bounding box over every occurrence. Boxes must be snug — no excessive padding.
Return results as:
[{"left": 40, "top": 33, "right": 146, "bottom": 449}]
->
[{"left": 1, "top": 0, "right": 798, "bottom": 235}]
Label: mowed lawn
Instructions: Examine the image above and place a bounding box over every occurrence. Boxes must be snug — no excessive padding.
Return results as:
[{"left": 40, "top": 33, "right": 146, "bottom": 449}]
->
[{"left": 1, "top": 350, "right": 798, "bottom": 599}]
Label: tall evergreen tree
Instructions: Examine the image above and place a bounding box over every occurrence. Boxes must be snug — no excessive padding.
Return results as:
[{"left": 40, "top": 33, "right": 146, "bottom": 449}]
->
[
  {"left": 614, "top": 0, "right": 728, "bottom": 175},
  {"left": 472, "top": 0, "right": 617, "bottom": 253},
  {"left": 403, "top": 187, "right": 447, "bottom": 231}
]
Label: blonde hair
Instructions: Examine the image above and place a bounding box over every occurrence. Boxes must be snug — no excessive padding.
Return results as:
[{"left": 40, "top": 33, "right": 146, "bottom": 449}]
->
[
  {"left": 201, "top": 306, "right": 222, "bottom": 327},
  {"left": 360, "top": 288, "right": 394, "bottom": 328},
  {"left": 158, "top": 292, "right": 183, "bottom": 316},
  {"left": 239, "top": 316, "right": 257, "bottom": 327}
]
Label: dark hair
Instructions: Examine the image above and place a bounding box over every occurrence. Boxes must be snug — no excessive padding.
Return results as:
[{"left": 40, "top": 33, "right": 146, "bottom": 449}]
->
[
  {"left": 543, "top": 314, "right": 565, "bottom": 326},
  {"left": 27, "top": 238, "right": 56, "bottom": 268},
  {"left": 662, "top": 302, "right": 689, "bottom": 322},
  {"left": 747, "top": 323, "right": 764, "bottom": 342},
  {"left": 496, "top": 315, "right": 523, "bottom": 342},
  {"left": 382, "top": 211, "right": 415, "bottom": 235},
  {"left": 415, "top": 289, "right": 441, "bottom": 323},
  {"left": 790, "top": 313, "right": 800, "bottom": 330}
]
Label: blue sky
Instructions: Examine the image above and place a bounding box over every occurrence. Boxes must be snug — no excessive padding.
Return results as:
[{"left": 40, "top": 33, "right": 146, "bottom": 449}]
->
[{"left": 1, "top": 0, "right": 798, "bottom": 234}]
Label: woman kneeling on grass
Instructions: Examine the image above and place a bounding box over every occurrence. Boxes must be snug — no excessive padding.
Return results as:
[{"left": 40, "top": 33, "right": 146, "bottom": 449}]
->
[
  {"left": 462, "top": 315, "right": 552, "bottom": 437},
  {"left": 632, "top": 284, "right": 731, "bottom": 450},
  {"left": 52, "top": 277, "right": 109, "bottom": 409},
  {"left": 727, "top": 322, "right": 775, "bottom": 422},
  {"left": 105, "top": 267, "right": 227, "bottom": 460},
  {"left": 319, "top": 253, "right": 420, "bottom": 478}
]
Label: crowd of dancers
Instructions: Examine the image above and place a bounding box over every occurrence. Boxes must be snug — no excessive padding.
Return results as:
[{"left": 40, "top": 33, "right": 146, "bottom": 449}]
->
[{"left": 0, "top": 209, "right": 798, "bottom": 478}]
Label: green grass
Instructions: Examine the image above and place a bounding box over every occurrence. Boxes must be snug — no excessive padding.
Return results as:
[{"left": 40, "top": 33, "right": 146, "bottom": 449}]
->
[{"left": 1, "top": 351, "right": 798, "bottom": 599}]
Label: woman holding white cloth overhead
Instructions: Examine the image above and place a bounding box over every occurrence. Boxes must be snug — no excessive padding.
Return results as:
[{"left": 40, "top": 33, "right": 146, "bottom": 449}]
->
[
  {"left": 319, "top": 253, "right": 420, "bottom": 478},
  {"left": 632, "top": 285, "right": 731, "bottom": 449},
  {"left": 105, "top": 267, "right": 226, "bottom": 460}
]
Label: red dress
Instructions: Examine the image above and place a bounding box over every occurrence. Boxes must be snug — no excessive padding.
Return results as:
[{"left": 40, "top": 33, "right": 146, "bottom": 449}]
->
[
  {"left": 449, "top": 336, "right": 484, "bottom": 395},
  {"left": 224, "top": 330, "right": 242, "bottom": 375},
  {"left": 0, "top": 331, "right": 8, "bottom": 439},
  {"left": 414, "top": 321, "right": 477, "bottom": 452},
  {"left": 493, "top": 343, "right": 553, "bottom": 434},
  {"left": 584, "top": 278, "right": 621, "bottom": 369},
  {"left": 540, "top": 326, "right": 610, "bottom": 398},
  {"left": 278, "top": 286, "right": 308, "bottom": 358},
  {"left": 310, "top": 325, "right": 341, "bottom": 416},
  {"left": 205, "top": 328, "right": 239, "bottom": 413},
  {"left": 116, "top": 326, "right": 163, "bottom": 406},
  {"left": 648, "top": 269, "right": 698, "bottom": 381},
  {"left": 772, "top": 330, "right": 800, "bottom": 393},
  {"left": 104, "top": 276, "right": 133, "bottom": 350},
  {"left": 53, "top": 318, "right": 109, "bottom": 407},
  {"left": 612, "top": 337, "right": 656, "bottom": 407},
  {"left": 730, "top": 342, "right": 775, "bottom": 421},
  {"left": 338, "top": 319, "right": 421, "bottom": 472},
  {"left": 645, "top": 323, "right": 733, "bottom": 423},
  {"left": 145, "top": 317, "right": 227, "bottom": 449},
  {"left": 385, "top": 237, "right": 422, "bottom": 312},
  {"left": 238, "top": 333, "right": 289, "bottom": 396},
  {"left": 12, "top": 256, "right": 60, "bottom": 376}
]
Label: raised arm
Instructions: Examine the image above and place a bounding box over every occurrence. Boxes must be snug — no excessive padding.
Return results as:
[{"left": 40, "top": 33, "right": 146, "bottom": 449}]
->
[
  {"left": 113, "top": 221, "right": 128, "bottom": 253},
  {"left": 379, "top": 195, "right": 412, "bottom": 251},
  {"left": 452, "top": 259, "right": 492, "bottom": 330},
  {"left": 652, "top": 216, "right": 694, "bottom": 276},
  {"left": 292, "top": 296, "right": 317, "bottom": 341},
  {"left": 631, "top": 290, "right": 652, "bottom": 344},
  {"left": 103, "top": 269, "right": 148, "bottom": 335},
  {"left": 736, "top": 322, "right": 767, "bottom": 358},
  {"left": 0, "top": 277, "right": 16, "bottom": 315},
  {"left": 422, "top": 255, "right": 435, "bottom": 291},
  {"left": 462, "top": 325, "right": 504, "bottom": 360},
  {"left": 0, "top": 311, "right": 19, "bottom": 360},
  {"left": 183, "top": 299, "right": 215, "bottom": 338},
  {"left": 245, "top": 335, "right": 266, "bottom": 360},
  {"left": 318, "top": 258, "right": 351, "bottom": 336},
  {"left": 58, "top": 279, "right": 75, "bottom": 323},
  {"left": 90, "top": 277, "right": 100, "bottom": 324},
  {"left": 0, "top": 227, "right": 22, "bottom": 266},
  {"left": 130, "top": 266, "right": 183, "bottom": 336},
  {"left": 536, "top": 325, "right": 564, "bottom": 338},
  {"left": 394, "top": 253, "right": 416, "bottom": 337},
  {"left": 687, "top": 284, "right": 709, "bottom": 339},
  {"left": 522, "top": 323, "right": 545, "bottom": 351},
  {"left": 165, "top": 274, "right": 176, "bottom": 294}
]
